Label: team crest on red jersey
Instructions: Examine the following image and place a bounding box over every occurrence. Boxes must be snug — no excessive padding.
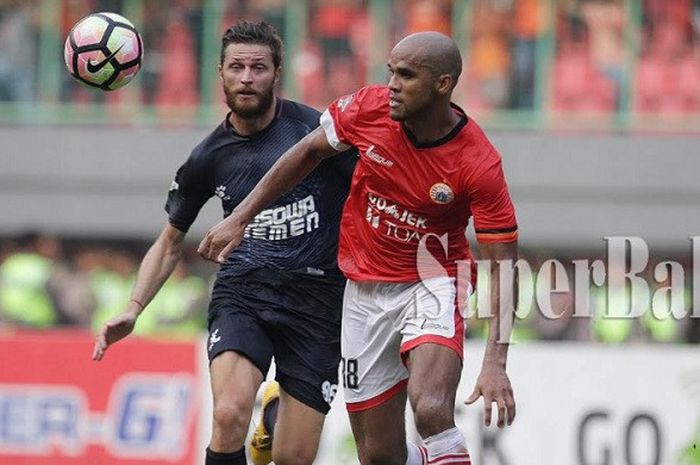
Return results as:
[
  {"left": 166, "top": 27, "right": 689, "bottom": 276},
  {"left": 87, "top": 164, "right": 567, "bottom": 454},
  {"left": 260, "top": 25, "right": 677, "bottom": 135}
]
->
[{"left": 429, "top": 182, "right": 455, "bottom": 204}]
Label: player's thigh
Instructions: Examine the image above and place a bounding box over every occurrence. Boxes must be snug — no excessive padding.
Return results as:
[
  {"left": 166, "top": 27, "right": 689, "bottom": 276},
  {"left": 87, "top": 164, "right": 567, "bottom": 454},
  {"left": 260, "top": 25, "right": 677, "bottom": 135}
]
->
[
  {"left": 406, "top": 343, "right": 462, "bottom": 402},
  {"left": 272, "top": 388, "right": 326, "bottom": 465},
  {"left": 399, "top": 276, "right": 463, "bottom": 415},
  {"left": 405, "top": 343, "right": 462, "bottom": 436},
  {"left": 349, "top": 388, "right": 408, "bottom": 465},
  {"left": 342, "top": 280, "right": 408, "bottom": 408},
  {"left": 207, "top": 294, "right": 274, "bottom": 424},
  {"left": 210, "top": 351, "right": 265, "bottom": 421},
  {"left": 399, "top": 279, "right": 472, "bottom": 457}
]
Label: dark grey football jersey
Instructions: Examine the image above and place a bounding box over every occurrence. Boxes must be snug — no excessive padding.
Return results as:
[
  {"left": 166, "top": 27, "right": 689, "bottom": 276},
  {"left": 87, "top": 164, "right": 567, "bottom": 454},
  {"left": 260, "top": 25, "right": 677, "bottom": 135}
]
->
[{"left": 166, "top": 98, "right": 356, "bottom": 280}]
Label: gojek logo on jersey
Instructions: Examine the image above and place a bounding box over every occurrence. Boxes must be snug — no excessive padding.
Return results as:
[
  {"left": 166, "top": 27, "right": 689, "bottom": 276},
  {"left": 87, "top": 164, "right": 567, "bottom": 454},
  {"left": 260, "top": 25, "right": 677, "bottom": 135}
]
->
[
  {"left": 365, "top": 193, "right": 428, "bottom": 243},
  {"left": 0, "top": 373, "right": 195, "bottom": 459},
  {"left": 245, "top": 195, "right": 320, "bottom": 241}
]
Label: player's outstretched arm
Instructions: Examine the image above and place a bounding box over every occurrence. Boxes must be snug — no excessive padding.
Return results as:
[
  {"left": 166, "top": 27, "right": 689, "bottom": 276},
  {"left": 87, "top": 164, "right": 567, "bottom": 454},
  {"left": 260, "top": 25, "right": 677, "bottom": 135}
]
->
[
  {"left": 198, "top": 126, "right": 338, "bottom": 263},
  {"left": 92, "top": 223, "right": 186, "bottom": 361},
  {"left": 465, "top": 241, "right": 518, "bottom": 428}
]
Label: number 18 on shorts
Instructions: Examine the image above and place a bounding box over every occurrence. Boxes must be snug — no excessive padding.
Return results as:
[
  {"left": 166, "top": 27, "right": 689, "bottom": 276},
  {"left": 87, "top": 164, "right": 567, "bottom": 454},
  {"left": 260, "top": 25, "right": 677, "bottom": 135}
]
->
[{"left": 341, "top": 277, "right": 465, "bottom": 410}]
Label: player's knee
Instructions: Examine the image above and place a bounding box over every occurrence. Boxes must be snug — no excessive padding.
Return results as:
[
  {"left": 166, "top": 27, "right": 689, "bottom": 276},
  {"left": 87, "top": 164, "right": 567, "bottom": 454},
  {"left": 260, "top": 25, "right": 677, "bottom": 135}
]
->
[
  {"left": 359, "top": 450, "right": 404, "bottom": 465},
  {"left": 413, "top": 395, "right": 454, "bottom": 437},
  {"left": 357, "top": 439, "right": 406, "bottom": 465},
  {"left": 212, "top": 399, "right": 250, "bottom": 440},
  {"left": 272, "top": 443, "right": 317, "bottom": 465}
]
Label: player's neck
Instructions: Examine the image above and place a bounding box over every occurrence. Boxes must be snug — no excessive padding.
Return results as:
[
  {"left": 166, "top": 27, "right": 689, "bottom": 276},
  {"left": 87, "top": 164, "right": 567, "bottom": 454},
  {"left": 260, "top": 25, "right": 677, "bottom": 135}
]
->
[
  {"left": 403, "top": 106, "right": 461, "bottom": 144},
  {"left": 228, "top": 99, "right": 278, "bottom": 136}
]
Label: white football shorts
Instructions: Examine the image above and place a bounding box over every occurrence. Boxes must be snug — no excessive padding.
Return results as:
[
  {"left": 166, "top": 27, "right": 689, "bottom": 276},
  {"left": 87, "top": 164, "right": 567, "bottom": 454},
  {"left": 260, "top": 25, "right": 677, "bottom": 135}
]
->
[{"left": 341, "top": 276, "right": 466, "bottom": 411}]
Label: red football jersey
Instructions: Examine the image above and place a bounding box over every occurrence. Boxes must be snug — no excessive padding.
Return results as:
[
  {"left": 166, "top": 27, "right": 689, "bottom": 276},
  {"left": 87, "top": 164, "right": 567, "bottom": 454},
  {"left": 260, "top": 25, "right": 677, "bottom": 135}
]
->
[{"left": 321, "top": 85, "right": 518, "bottom": 282}]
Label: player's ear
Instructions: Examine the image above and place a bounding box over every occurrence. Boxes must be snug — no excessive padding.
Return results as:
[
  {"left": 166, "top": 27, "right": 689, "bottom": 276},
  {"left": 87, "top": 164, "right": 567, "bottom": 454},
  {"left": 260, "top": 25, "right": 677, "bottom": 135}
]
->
[
  {"left": 217, "top": 63, "right": 223, "bottom": 80},
  {"left": 274, "top": 66, "right": 281, "bottom": 85},
  {"left": 435, "top": 73, "right": 453, "bottom": 96}
]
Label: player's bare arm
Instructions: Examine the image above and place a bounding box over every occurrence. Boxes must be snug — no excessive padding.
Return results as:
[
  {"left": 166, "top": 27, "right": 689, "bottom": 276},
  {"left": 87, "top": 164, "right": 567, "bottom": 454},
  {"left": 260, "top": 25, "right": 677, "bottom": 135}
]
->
[
  {"left": 465, "top": 240, "right": 518, "bottom": 428},
  {"left": 197, "top": 126, "right": 338, "bottom": 263},
  {"left": 92, "top": 223, "right": 186, "bottom": 361}
]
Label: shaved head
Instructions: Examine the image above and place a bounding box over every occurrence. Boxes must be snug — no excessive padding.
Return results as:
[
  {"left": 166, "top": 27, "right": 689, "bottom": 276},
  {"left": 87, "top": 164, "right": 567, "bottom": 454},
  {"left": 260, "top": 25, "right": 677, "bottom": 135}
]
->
[{"left": 391, "top": 32, "right": 462, "bottom": 87}]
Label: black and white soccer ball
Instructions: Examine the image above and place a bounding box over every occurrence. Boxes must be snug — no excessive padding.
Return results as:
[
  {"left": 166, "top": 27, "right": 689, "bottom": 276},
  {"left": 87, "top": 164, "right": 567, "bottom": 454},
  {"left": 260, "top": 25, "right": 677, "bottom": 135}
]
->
[{"left": 64, "top": 12, "right": 143, "bottom": 91}]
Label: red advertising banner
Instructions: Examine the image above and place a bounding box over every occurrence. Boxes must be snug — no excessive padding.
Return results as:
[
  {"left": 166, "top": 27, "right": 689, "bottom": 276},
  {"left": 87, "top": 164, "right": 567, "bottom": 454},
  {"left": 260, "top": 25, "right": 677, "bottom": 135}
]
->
[{"left": 0, "top": 329, "right": 200, "bottom": 465}]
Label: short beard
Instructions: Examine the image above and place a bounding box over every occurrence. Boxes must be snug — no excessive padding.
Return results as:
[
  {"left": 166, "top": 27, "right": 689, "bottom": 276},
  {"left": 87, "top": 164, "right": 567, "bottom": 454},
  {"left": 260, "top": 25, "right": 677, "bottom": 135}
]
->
[
  {"left": 389, "top": 109, "right": 405, "bottom": 121},
  {"left": 224, "top": 86, "right": 275, "bottom": 118}
]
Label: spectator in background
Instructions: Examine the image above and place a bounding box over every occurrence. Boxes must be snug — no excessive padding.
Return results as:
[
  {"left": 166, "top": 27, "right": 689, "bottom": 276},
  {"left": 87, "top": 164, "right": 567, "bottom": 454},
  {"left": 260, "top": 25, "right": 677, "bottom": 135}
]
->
[
  {"left": 251, "top": 0, "right": 286, "bottom": 40},
  {"left": 556, "top": 0, "right": 588, "bottom": 45},
  {"left": 0, "top": 233, "right": 60, "bottom": 328},
  {"left": 182, "top": 0, "right": 204, "bottom": 76},
  {"left": 312, "top": 0, "right": 359, "bottom": 101},
  {"left": 312, "top": 0, "right": 355, "bottom": 65},
  {"left": 47, "top": 248, "right": 98, "bottom": 327},
  {"left": 644, "top": 0, "right": 691, "bottom": 33},
  {"left": 154, "top": 6, "right": 200, "bottom": 113},
  {"left": 59, "top": 0, "right": 95, "bottom": 103},
  {"left": 580, "top": 0, "right": 625, "bottom": 111},
  {"left": 0, "top": 0, "right": 39, "bottom": 102},
  {"left": 405, "top": 0, "right": 451, "bottom": 36},
  {"left": 139, "top": 1, "right": 168, "bottom": 105},
  {"left": 469, "top": 0, "right": 512, "bottom": 109},
  {"left": 90, "top": 250, "right": 137, "bottom": 332},
  {"left": 141, "top": 0, "right": 202, "bottom": 108},
  {"left": 148, "top": 0, "right": 204, "bottom": 114},
  {"left": 293, "top": 39, "right": 326, "bottom": 108},
  {"left": 508, "top": 0, "right": 546, "bottom": 109},
  {"left": 636, "top": 0, "right": 700, "bottom": 114},
  {"left": 132, "top": 260, "right": 207, "bottom": 338}
]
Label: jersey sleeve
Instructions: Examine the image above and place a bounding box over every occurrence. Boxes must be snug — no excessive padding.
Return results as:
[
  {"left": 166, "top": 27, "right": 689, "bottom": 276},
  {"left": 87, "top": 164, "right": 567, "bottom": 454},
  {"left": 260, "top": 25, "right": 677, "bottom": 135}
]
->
[
  {"left": 468, "top": 150, "right": 518, "bottom": 244},
  {"left": 320, "top": 86, "right": 376, "bottom": 151},
  {"left": 164, "top": 148, "right": 213, "bottom": 232}
]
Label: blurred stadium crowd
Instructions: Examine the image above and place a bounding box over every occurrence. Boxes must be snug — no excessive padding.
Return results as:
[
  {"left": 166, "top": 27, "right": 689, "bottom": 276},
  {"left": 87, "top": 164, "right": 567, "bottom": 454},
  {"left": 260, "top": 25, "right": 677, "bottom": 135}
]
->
[
  {"left": 1, "top": 0, "right": 699, "bottom": 127},
  {"left": 0, "top": 233, "right": 213, "bottom": 338},
  {"left": 1, "top": 233, "right": 697, "bottom": 344}
]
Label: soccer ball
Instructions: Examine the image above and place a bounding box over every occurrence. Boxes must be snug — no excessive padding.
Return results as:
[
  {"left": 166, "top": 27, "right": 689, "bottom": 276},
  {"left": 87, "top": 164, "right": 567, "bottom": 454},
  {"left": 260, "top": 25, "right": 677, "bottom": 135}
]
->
[{"left": 64, "top": 12, "right": 143, "bottom": 91}]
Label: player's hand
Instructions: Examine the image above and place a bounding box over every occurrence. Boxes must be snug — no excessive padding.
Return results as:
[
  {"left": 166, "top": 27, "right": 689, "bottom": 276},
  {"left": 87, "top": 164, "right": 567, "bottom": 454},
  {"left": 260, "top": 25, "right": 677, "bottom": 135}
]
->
[
  {"left": 92, "top": 310, "right": 138, "bottom": 361},
  {"left": 465, "top": 364, "right": 516, "bottom": 428},
  {"left": 197, "top": 214, "right": 246, "bottom": 263}
]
